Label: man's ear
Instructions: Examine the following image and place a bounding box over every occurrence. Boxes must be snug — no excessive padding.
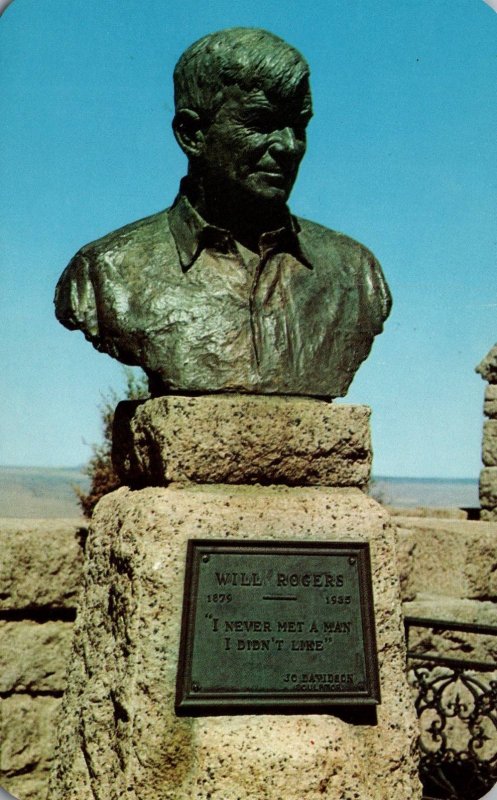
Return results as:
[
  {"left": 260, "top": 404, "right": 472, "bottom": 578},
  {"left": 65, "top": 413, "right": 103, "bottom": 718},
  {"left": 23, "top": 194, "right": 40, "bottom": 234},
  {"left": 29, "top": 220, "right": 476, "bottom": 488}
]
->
[{"left": 172, "top": 109, "right": 205, "bottom": 159}]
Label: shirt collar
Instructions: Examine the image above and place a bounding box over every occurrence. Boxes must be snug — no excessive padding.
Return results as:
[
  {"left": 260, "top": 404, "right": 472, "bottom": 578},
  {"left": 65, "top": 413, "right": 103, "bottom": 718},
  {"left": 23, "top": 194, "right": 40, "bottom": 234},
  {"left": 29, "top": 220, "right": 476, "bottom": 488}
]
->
[{"left": 168, "top": 184, "right": 313, "bottom": 272}]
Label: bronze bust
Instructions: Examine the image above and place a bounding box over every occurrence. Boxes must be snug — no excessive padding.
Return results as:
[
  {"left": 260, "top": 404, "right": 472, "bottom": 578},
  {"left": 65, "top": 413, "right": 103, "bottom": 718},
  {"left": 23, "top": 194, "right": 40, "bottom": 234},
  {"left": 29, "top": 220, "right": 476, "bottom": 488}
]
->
[{"left": 55, "top": 28, "right": 391, "bottom": 397}]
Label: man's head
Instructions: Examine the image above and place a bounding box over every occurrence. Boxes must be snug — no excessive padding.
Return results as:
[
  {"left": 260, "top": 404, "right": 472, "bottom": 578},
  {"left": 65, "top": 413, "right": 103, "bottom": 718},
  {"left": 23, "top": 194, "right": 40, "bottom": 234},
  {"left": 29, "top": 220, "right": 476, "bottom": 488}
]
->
[{"left": 172, "top": 28, "right": 312, "bottom": 207}]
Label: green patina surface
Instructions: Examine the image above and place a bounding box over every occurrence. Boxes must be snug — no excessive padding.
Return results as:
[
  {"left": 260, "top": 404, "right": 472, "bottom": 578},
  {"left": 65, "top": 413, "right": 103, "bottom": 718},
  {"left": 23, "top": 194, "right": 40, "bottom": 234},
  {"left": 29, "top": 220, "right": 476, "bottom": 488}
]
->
[{"left": 55, "top": 28, "right": 391, "bottom": 397}]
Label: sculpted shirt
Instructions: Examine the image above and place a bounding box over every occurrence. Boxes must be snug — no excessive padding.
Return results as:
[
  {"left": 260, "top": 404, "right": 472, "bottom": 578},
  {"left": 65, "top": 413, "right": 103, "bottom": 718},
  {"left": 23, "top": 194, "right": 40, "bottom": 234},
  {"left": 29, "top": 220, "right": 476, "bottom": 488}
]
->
[{"left": 55, "top": 192, "right": 391, "bottom": 397}]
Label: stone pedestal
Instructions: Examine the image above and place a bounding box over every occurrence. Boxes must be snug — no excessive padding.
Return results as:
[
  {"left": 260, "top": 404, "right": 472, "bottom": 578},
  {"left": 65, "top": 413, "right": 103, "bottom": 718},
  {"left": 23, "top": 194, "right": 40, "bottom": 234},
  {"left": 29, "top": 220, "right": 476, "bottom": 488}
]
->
[
  {"left": 112, "top": 395, "right": 372, "bottom": 489},
  {"left": 48, "top": 397, "right": 421, "bottom": 800}
]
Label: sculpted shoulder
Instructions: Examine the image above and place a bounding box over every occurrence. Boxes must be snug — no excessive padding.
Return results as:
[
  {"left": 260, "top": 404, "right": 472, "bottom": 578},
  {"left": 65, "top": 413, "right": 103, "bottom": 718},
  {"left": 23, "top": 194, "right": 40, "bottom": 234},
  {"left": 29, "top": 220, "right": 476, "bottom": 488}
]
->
[
  {"left": 54, "top": 208, "right": 174, "bottom": 347},
  {"left": 76, "top": 208, "right": 171, "bottom": 264},
  {"left": 296, "top": 215, "right": 392, "bottom": 326},
  {"left": 296, "top": 215, "right": 378, "bottom": 265}
]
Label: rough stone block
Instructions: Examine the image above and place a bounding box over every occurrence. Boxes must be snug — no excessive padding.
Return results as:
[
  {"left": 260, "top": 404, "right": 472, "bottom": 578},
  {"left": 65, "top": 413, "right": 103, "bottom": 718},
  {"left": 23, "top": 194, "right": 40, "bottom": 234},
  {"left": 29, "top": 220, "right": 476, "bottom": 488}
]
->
[
  {"left": 0, "top": 695, "right": 61, "bottom": 783},
  {"left": 0, "top": 520, "right": 85, "bottom": 610},
  {"left": 1, "top": 773, "right": 49, "bottom": 800},
  {"left": 479, "top": 467, "right": 497, "bottom": 511},
  {"left": 484, "top": 384, "right": 497, "bottom": 418},
  {"left": 483, "top": 419, "right": 497, "bottom": 466},
  {"left": 395, "top": 516, "right": 497, "bottom": 602},
  {"left": 48, "top": 485, "right": 421, "bottom": 800},
  {"left": 112, "top": 396, "right": 372, "bottom": 489},
  {"left": 476, "top": 344, "right": 497, "bottom": 383},
  {"left": 0, "top": 621, "right": 73, "bottom": 693}
]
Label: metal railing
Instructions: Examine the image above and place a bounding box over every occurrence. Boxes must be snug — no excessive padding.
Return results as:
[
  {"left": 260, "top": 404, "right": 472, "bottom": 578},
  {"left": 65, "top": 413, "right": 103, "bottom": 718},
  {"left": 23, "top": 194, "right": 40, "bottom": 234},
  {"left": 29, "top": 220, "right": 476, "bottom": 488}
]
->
[{"left": 405, "top": 616, "right": 497, "bottom": 800}]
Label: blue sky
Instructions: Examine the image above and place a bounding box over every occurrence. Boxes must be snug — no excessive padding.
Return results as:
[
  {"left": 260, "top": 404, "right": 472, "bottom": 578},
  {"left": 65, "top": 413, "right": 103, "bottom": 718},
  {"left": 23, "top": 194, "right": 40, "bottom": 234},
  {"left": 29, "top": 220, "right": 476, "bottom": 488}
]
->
[{"left": 0, "top": 0, "right": 495, "bottom": 477}]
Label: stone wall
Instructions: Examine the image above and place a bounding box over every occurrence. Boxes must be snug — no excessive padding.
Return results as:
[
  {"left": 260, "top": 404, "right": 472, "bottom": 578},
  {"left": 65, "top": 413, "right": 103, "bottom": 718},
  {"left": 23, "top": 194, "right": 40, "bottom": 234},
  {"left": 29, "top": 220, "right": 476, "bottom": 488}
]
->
[
  {"left": 0, "top": 520, "right": 86, "bottom": 800},
  {"left": 395, "top": 515, "right": 497, "bottom": 663},
  {"left": 477, "top": 344, "right": 497, "bottom": 520},
  {"left": 1, "top": 511, "right": 496, "bottom": 799}
]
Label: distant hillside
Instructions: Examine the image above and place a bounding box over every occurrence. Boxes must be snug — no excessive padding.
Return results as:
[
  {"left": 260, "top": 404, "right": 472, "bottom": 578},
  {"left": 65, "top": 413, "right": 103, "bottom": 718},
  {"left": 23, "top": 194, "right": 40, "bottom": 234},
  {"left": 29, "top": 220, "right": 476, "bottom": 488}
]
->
[
  {"left": 0, "top": 466, "right": 89, "bottom": 518},
  {"left": 371, "top": 476, "right": 479, "bottom": 510},
  {"left": 0, "top": 466, "right": 479, "bottom": 518}
]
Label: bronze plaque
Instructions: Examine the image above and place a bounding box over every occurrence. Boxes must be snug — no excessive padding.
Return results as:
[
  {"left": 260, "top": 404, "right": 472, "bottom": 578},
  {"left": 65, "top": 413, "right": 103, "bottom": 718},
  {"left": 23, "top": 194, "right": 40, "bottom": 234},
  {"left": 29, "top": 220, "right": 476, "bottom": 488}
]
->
[{"left": 176, "top": 540, "right": 380, "bottom": 714}]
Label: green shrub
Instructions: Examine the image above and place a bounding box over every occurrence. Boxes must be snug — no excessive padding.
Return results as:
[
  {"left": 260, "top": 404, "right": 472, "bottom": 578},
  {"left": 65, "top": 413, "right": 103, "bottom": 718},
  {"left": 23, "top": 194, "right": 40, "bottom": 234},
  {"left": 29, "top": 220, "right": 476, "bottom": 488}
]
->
[{"left": 76, "top": 369, "right": 148, "bottom": 517}]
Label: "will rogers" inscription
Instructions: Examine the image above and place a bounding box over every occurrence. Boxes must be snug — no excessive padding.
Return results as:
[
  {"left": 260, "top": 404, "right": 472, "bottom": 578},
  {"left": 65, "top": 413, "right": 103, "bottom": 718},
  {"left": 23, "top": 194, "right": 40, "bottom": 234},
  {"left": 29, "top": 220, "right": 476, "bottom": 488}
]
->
[{"left": 176, "top": 540, "right": 380, "bottom": 714}]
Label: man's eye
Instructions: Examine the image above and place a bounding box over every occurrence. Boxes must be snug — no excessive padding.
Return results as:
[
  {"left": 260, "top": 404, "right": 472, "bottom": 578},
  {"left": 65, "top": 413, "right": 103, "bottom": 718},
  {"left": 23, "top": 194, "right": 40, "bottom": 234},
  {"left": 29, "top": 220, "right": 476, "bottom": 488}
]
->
[{"left": 249, "top": 118, "right": 274, "bottom": 133}]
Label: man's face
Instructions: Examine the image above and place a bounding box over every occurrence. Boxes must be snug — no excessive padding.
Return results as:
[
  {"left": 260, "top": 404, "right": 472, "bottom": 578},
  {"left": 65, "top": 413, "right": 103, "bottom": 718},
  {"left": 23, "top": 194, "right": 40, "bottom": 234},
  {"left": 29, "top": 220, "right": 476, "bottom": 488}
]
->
[{"left": 199, "top": 80, "right": 312, "bottom": 205}]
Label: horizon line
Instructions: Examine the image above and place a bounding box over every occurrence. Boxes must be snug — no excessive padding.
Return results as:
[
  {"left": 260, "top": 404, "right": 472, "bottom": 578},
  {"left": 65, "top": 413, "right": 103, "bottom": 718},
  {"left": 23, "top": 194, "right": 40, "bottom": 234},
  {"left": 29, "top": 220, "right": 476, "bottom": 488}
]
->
[{"left": 0, "top": 464, "right": 479, "bottom": 483}]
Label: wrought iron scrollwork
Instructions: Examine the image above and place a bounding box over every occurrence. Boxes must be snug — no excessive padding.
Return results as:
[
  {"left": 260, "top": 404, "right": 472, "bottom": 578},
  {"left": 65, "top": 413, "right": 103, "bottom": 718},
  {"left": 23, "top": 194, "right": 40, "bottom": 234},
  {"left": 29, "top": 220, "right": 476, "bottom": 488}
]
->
[{"left": 405, "top": 617, "right": 497, "bottom": 800}]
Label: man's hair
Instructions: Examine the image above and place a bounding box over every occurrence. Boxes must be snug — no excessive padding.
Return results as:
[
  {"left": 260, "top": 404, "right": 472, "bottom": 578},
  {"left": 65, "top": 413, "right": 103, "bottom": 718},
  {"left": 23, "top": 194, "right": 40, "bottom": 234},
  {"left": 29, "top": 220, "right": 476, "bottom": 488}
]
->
[{"left": 173, "top": 27, "right": 310, "bottom": 120}]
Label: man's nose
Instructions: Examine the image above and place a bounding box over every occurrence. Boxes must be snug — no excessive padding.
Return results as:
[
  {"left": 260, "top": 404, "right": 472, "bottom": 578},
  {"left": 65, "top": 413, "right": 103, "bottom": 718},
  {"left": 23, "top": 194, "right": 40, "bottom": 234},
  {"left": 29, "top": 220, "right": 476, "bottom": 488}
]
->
[{"left": 269, "top": 126, "right": 299, "bottom": 155}]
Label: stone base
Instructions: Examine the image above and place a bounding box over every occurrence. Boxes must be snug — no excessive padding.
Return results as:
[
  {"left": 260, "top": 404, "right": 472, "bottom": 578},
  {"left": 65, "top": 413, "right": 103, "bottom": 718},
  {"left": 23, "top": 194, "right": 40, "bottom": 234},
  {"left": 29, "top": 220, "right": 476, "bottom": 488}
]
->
[
  {"left": 48, "top": 485, "right": 421, "bottom": 800},
  {"left": 112, "top": 396, "right": 372, "bottom": 489}
]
